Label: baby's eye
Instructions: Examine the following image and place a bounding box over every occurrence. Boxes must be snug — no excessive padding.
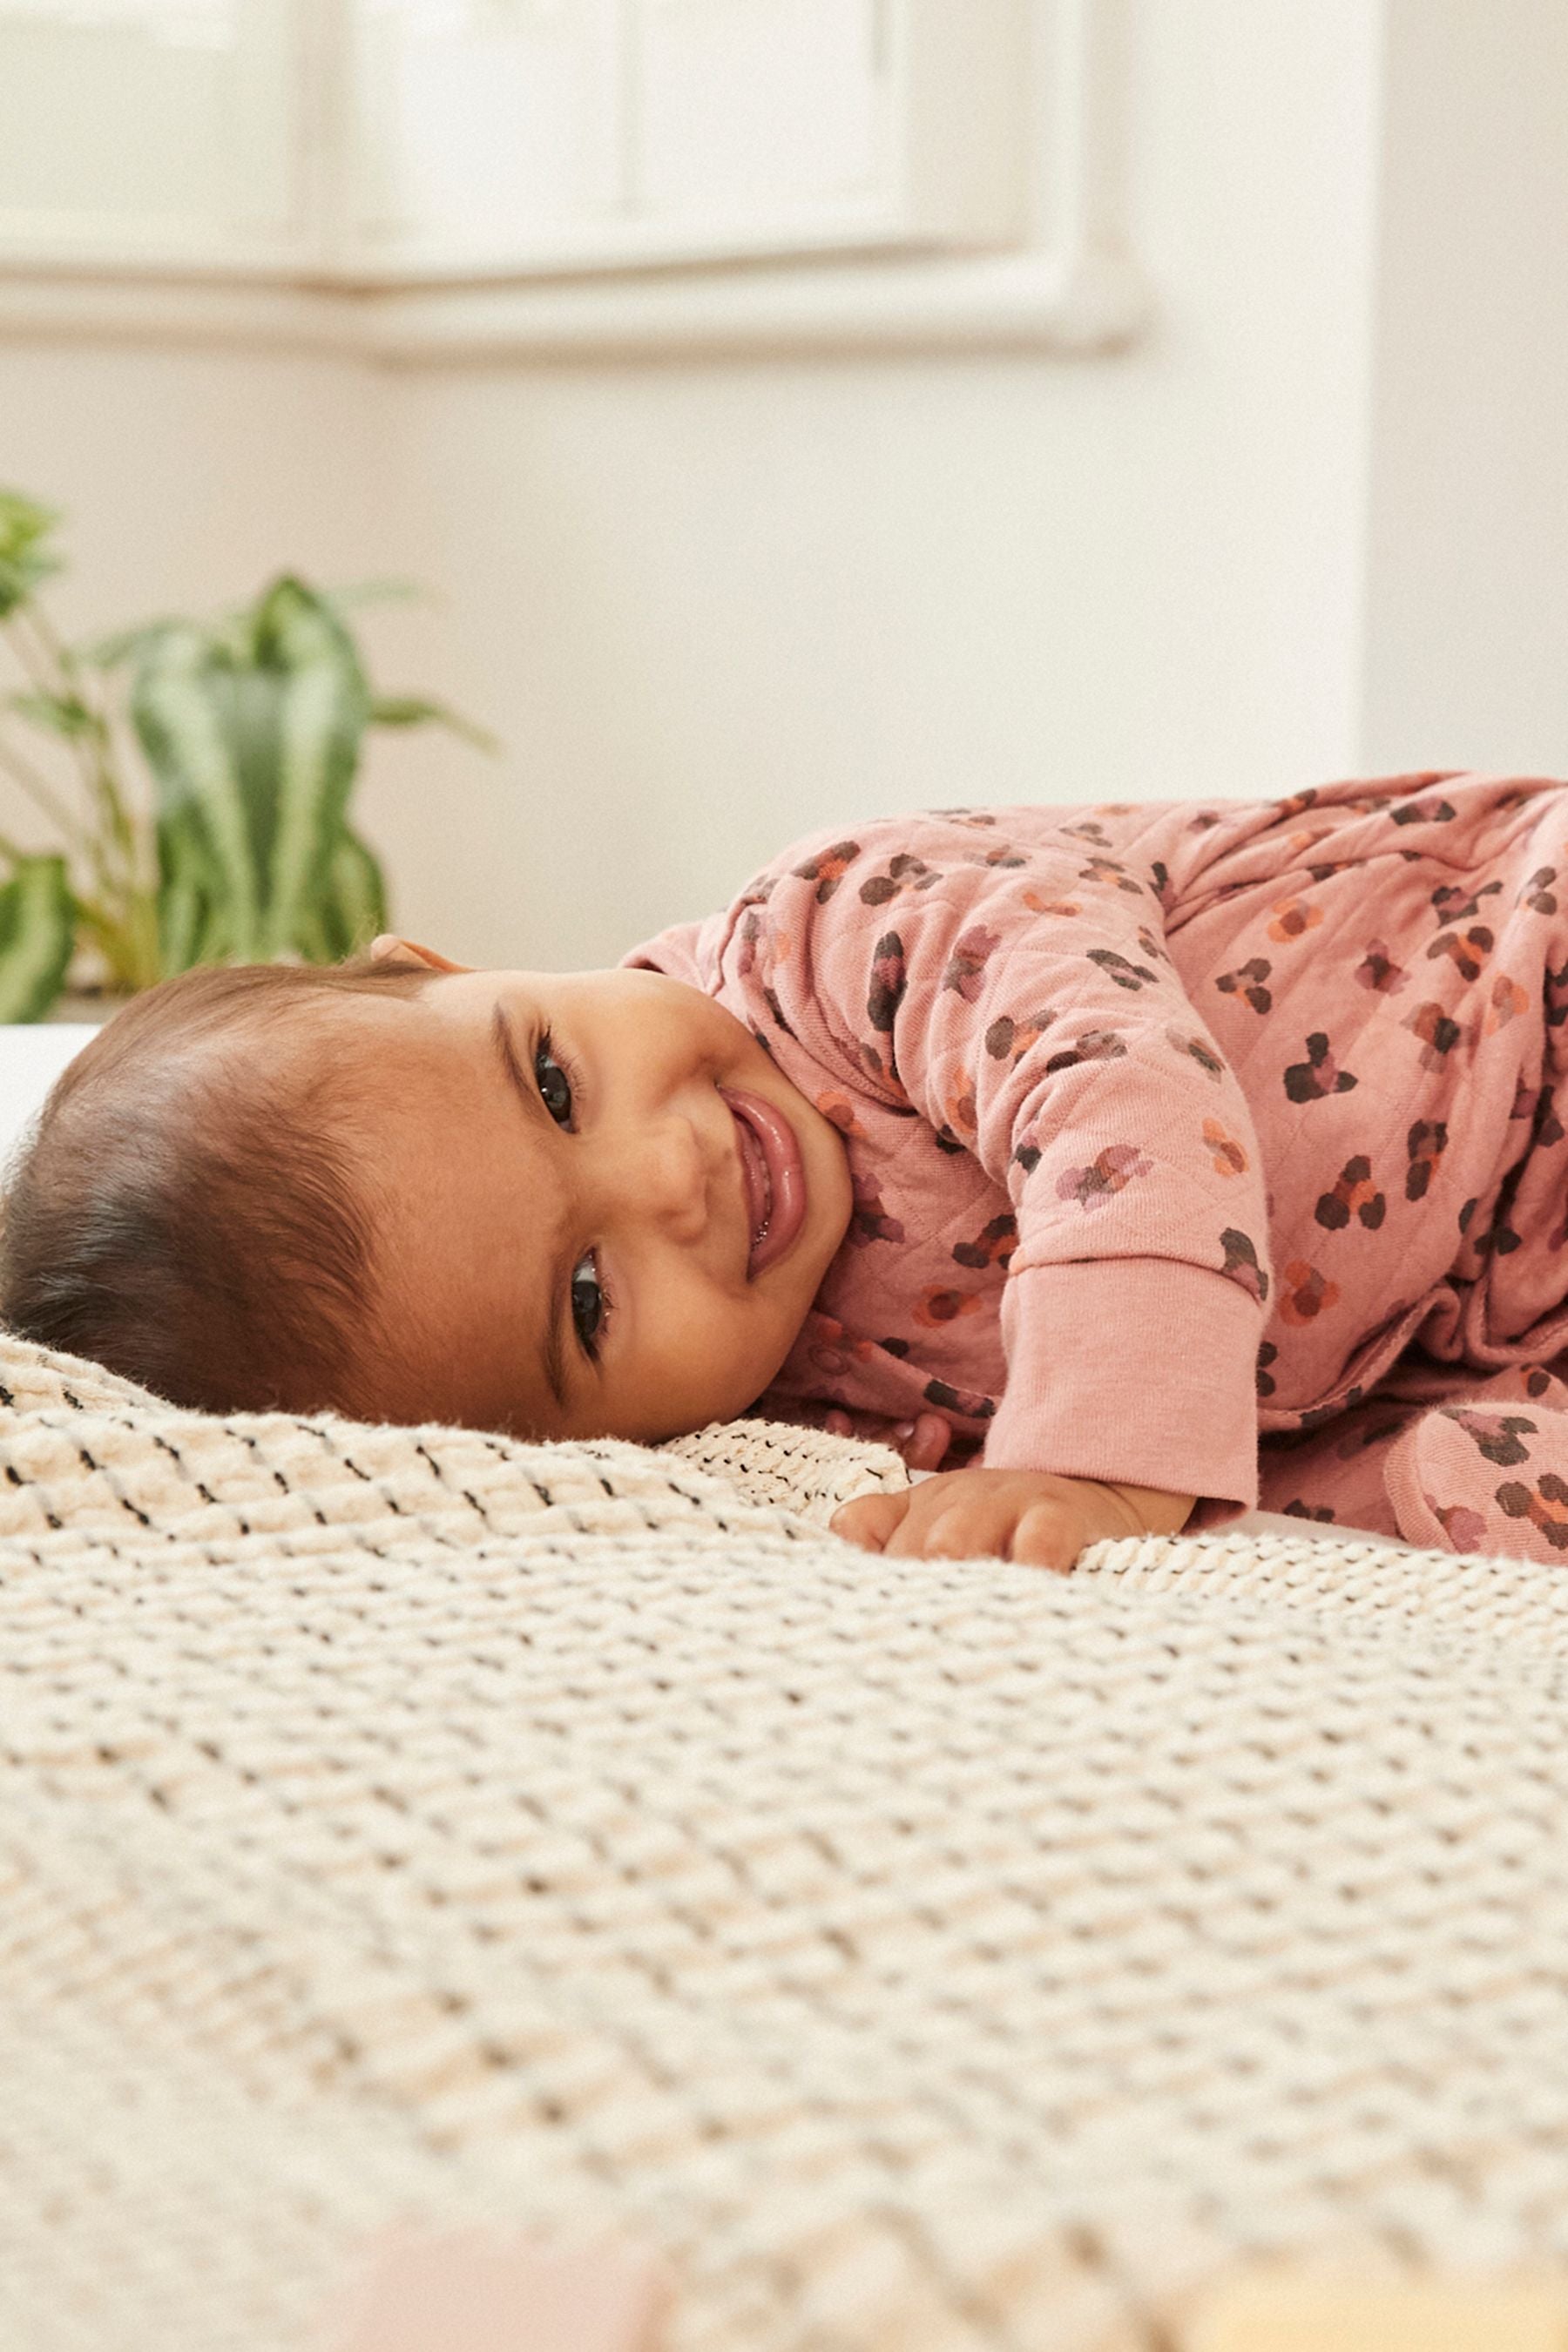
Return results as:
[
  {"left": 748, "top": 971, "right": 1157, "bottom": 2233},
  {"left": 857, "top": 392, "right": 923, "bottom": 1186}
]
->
[
  {"left": 535, "top": 1038, "right": 572, "bottom": 1126},
  {"left": 570, "top": 1251, "right": 605, "bottom": 1354}
]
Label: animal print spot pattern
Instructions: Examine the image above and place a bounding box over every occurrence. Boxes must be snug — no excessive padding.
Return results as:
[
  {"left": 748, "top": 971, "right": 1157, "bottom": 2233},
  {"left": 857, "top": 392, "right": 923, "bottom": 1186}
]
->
[{"left": 1056, "top": 1145, "right": 1152, "bottom": 1213}]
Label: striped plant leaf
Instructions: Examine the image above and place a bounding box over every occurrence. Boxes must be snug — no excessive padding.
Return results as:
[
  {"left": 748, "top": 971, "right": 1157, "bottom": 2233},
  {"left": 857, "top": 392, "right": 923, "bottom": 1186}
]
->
[
  {"left": 2, "top": 499, "right": 476, "bottom": 998},
  {"left": 131, "top": 581, "right": 374, "bottom": 968},
  {"left": 118, "top": 570, "right": 487, "bottom": 977},
  {"left": 370, "top": 694, "right": 499, "bottom": 754},
  {"left": 0, "top": 854, "right": 75, "bottom": 1022},
  {"left": 251, "top": 579, "right": 370, "bottom": 960},
  {"left": 6, "top": 689, "right": 99, "bottom": 741},
  {"left": 155, "top": 809, "right": 224, "bottom": 976},
  {"left": 80, "top": 615, "right": 183, "bottom": 669},
  {"left": 155, "top": 865, "right": 206, "bottom": 978},
  {"left": 131, "top": 625, "right": 262, "bottom": 962},
  {"left": 0, "top": 489, "right": 63, "bottom": 622},
  {"left": 317, "top": 828, "right": 389, "bottom": 961}
]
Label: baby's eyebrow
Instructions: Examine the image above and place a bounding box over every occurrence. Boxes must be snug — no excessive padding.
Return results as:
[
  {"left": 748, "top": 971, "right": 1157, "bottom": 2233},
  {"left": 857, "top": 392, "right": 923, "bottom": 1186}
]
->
[{"left": 490, "top": 1001, "right": 570, "bottom": 1416}]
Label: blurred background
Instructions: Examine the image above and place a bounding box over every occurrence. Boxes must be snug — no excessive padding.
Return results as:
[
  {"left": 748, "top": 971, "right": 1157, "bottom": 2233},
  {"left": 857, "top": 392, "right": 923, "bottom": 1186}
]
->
[{"left": 3, "top": 0, "right": 1567, "bottom": 976}]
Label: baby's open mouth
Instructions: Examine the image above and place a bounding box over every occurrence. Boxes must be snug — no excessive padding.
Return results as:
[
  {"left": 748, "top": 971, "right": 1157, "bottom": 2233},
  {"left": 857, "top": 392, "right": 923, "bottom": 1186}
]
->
[{"left": 720, "top": 1088, "right": 807, "bottom": 1278}]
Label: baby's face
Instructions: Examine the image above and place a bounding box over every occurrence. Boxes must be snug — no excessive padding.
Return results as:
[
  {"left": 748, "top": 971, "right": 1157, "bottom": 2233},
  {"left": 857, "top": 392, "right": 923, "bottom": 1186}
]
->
[{"left": 326, "top": 945, "right": 853, "bottom": 1442}]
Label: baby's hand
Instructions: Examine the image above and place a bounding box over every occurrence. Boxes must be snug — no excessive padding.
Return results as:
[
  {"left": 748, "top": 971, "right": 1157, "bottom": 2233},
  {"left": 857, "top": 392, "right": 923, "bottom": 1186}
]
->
[{"left": 830, "top": 1467, "right": 1193, "bottom": 1572}]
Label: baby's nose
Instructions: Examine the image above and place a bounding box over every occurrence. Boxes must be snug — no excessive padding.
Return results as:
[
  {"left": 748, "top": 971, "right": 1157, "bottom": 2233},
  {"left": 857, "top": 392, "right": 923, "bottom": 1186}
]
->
[{"left": 620, "top": 1113, "right": 710, "bottom": 1243}]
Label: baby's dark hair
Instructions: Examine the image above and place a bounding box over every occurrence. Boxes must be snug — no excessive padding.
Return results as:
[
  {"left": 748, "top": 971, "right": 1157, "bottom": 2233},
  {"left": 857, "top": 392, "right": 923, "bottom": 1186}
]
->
[{"left": 0, "top": 961, "right": 432, "bottom": 1416}]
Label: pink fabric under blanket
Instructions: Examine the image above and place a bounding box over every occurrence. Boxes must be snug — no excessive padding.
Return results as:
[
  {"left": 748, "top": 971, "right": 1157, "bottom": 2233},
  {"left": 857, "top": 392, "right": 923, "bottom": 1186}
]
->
[{"left": 1259, "top": 1356, "right": 1568, "bottom": 1559}]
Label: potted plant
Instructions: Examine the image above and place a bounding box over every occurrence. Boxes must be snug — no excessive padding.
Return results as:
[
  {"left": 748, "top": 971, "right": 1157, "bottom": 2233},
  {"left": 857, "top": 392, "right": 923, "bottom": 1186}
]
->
[{"left": 0, "top": 488, "right": 487, "bottom": 1021}]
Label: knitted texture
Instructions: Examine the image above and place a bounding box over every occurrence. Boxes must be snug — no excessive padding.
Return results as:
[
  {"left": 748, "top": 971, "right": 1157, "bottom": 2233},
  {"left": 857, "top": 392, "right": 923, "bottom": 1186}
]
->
[{"left": 3, "top": 1333, "right": 1568, "bottom": 2350}]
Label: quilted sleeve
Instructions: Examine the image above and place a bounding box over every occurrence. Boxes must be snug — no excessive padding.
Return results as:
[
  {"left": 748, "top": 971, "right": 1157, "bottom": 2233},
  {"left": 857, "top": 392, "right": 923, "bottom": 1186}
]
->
[{"left": 778, "top": 814, "right": 1272, "bottom": 1511}]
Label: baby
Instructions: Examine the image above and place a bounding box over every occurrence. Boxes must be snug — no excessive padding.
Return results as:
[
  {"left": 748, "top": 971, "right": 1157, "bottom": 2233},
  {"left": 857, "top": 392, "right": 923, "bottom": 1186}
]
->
[{"left": 8, "top": 770, "right": 1568, "bottom": 1567}]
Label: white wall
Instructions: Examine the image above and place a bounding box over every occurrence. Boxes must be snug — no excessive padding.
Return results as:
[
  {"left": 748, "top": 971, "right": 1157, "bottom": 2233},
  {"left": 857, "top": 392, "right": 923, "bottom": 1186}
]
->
[
  {"left": 0, "top": 342, "right": 387, "bottom": 636},
  {"left": 11, "top": 0, "right": 1565, "bottom": 981},
  {"left": 1362, "top": 0, "right": 1568, "bottom": 775},
  {"left": 378, "top": 0, "right": 1386, "bottom": 969}
]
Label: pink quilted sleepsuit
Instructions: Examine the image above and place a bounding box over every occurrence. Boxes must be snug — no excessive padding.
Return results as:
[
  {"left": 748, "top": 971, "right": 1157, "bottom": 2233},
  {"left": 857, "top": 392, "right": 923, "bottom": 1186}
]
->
[{"left": 628, "top": 774, "right": 1568, "bottom": 1559}]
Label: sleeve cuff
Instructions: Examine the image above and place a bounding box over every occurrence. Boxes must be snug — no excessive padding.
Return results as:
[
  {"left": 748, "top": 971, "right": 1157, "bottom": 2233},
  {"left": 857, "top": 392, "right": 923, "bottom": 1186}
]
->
[{"left": 983, "top": 1258, "right": 1262, "bottom": 1511}]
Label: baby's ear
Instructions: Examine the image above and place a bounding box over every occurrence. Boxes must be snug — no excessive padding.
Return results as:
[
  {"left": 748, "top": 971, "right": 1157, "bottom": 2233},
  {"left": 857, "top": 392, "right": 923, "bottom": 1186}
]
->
[{"left": 369, "top": 935, "right": 471, "bottom": 976}]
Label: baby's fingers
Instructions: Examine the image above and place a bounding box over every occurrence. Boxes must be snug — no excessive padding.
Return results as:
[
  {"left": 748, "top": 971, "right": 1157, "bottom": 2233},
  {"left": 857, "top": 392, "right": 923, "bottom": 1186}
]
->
[
  {"left": 883, "top": 1484, "right": 1082, "bottom": 1571},
  {"left": 830, "top": 1490, "right": 912, "bottom": 1552},
  {"left": 882, "top": 1489, "right": 1013, "bottom": 1561},
  {"left": 1007, "top": 1502, "right": 1088, "bottom": 1574}
]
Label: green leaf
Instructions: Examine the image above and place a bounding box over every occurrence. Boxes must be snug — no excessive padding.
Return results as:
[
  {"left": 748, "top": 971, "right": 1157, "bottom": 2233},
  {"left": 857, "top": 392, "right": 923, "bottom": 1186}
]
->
[
  {"left": 0, "top": 489, "right": 64, "bottom": 622},
  {"left": 156, "top": 875, "right": 203, "bottom": 976},
  {"left": 155, "top": 812, "right": 218, "bottom": 976},
  {"left": 6, "top": 688, "right": 102, "bottom": 741},
  {"left": 249, "top": 577, "right": 373, "bottom": 959},
  {"left": 121, "top": 568, "right": 484, "bottom": 976},
  {"left": 0, "top": 852, "right": 75, "bottom": 1022},
  {"left": 132, "top": 624, "right": 263, "bottom": 962},
  {"left": 78, "top": 615, "right": 184, "bottom": 670},
  {"left": 370, "top": 694, "right": 499, "bottom": 754},
  {"left": 314, "top": 827, "right": 389, "bottom": 962},
  {"left": 134, "top": 578, "right": 379, "bottom": 965},
  {"left": 321, "top": 580, "right": 426, "bottom": 614}
]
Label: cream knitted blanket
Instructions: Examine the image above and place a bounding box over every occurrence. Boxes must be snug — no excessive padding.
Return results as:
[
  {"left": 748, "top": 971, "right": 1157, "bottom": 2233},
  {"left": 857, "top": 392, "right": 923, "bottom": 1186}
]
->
[{"left": 2, "top": 1332, "right": 1567, "bottom": 2351}]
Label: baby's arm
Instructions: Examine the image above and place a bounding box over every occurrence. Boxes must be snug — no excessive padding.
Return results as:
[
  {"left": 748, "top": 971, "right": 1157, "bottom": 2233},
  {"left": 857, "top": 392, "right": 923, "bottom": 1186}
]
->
[
  {"left": 831, "top": 1467, "right": 1193, "bottom": 1570},
  {"left": 773, "top": 809, "right": 1273, "bottom": 1526}
]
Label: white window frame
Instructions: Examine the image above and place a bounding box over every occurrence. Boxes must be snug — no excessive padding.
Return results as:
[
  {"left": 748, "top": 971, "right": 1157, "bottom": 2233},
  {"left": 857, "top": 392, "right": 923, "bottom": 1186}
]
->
[
  {"left": 0, "top": 0, "right": 1146, "bottom": 359},
  {"left": 335, "top": 0, "right": 1025, "bottom": 280}
]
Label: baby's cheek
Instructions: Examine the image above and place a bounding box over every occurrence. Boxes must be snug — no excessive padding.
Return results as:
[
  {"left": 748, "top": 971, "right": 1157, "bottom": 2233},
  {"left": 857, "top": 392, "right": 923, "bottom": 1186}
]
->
[
  {"left": 725, "top": 1293, "right": 809, "bottom": 1409},
  {"left": 624, "top": 1294, "right": 776, "bottom": 1432}
]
